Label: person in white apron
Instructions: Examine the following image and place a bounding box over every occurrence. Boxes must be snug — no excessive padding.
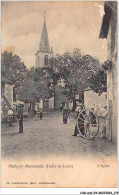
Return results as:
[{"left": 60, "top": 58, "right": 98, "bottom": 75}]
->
[{"left": 7, "top": 109, "right": 13, "bottom": 126}]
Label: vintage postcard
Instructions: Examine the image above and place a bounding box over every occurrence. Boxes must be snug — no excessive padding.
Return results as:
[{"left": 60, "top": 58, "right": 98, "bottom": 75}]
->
[{"left": 1, "top": 1, "right": 118, "bottom": 188}]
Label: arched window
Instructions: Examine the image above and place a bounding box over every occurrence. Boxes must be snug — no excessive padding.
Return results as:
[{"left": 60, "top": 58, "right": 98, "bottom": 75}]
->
[
  {"left": 36, "top": 56, "right": 40, "bottom": 67},
  {"left": 38, "top": 56, "right": 40, "bottom": 66},
  {"left": 44, "top": 55, "right": 48, "bottom": 66}
]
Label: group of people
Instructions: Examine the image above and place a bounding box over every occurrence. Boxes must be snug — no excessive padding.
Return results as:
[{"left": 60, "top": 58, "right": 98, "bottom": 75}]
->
[
  {"left": 7, "top": 102, "right": 96, "bottom": 137},
  {"left": 7, "top": 105, "right": 43, "bottom": 133},
  {"left": 61, "top": 104, "right": 85, "bottom": 136},
  {"left": 33, "top": 108, "right": 43, "bottom": 120}
]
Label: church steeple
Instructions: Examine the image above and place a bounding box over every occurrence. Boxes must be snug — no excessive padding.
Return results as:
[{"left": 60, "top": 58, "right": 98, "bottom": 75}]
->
[
  {"left": 35, "top": 11, "right": 53, "bottom": 68},
  {"left": 39, "top": 11, "right": 51, "bottom": 53}
]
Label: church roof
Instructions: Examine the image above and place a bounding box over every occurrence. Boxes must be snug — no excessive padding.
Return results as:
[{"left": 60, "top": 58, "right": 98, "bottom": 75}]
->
[{"left": 39, "top": 18, "right": 51, "bottom": 53}]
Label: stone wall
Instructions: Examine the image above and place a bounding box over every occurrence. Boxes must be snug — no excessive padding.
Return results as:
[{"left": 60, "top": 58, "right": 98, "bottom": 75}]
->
[{"left": 106, "top": 2, "right": 117, "bottom": 143}]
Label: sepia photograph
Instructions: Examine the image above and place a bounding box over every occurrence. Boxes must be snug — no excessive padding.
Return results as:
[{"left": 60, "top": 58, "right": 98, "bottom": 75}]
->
[{"left": 1, "top": 0, "right": 118, "bottom": 188}]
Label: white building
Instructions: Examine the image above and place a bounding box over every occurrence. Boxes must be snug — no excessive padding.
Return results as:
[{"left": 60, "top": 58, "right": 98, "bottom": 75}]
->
[
  {"left": 99, "top": 2, "right": 117, "bottom": 143},
  {"left": 84, "top": 87, "right": 107, "bottom": 117}
]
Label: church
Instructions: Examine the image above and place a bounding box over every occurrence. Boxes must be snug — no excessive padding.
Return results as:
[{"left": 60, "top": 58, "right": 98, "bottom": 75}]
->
[
  {"left": 35, "top": 13, "right": 54, "bottom": 111},
  {"left": 35, "top": 13, "right": 53, "bottom": 68},
  {"left": 35, "top": 13, "right": 69, "bottom": 111}
]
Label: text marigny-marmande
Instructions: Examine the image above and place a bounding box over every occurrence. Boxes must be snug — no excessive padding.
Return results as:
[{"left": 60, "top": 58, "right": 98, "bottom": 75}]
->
[{"left": 8, "top": 164, "right": 73, "bottom": 169}]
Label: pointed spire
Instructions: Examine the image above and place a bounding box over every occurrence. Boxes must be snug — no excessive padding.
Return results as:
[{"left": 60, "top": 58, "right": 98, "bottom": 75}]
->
[
  {"left": 44, "top": 10, "right": 46, "bottom": 22},
  {"left": 39, "top": 11, "right": 51, "bottom": 53}
]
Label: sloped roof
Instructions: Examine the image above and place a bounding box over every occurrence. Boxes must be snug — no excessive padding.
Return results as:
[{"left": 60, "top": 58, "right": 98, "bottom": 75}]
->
[
  {"left": 1, "top": 75, "right": 13, "bottom": 84},
  {"left": 84, "top": 87, "right": 92, "bottom": 91},
  {"left": 39, "top": 19, "right": 51, "bottom": 53}
]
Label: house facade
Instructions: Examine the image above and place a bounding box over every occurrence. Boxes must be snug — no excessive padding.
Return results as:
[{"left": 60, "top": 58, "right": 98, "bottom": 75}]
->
[
  {"left": 99, "top": 1, "right": 117, "bottom": 142},
  {"left": 1, "top": 75, "right": 14, "bottom": 121}
]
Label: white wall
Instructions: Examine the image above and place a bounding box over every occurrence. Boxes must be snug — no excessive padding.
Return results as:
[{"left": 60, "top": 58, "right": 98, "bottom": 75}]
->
[
  {"left": 36, "top": 51, "right": 52, "bottom": 68},
  {"left": 84, "top": 90, "right": 107, "bottom": 116}
]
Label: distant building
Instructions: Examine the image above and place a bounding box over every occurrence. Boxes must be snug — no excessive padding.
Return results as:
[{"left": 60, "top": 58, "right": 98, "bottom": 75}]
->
[
  {"left": 1, "top": 75, "right": 14, "bottom": 120},
  {"left": 84, "top": 87, "right": 107, "bottom": 116},
  {"left": 99, "top": 1, "right": 117, "bottom": 142}
]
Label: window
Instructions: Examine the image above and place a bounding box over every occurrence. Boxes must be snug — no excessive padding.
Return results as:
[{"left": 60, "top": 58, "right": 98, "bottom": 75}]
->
[
  {"left": 37, "top": 56, "right": 40, "bottom": 67},
  {"left": 44, "top": 55, "right": 48, "bottom": 66}
]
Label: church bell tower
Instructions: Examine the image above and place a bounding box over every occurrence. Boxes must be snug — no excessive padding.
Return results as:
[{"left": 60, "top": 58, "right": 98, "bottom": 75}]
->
[{"left": 35, "top": 11, "right": 53, "bottom": 68}]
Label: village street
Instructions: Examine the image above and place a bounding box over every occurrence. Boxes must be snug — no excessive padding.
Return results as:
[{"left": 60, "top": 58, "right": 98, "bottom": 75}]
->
[{"left": 1, "top": 112, "right": 116, "bottom": 159}]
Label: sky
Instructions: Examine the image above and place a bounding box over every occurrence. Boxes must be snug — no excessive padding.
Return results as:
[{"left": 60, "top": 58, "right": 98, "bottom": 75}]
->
[{"left": 1, "top": 1, "right": 107, "bottom": 69}]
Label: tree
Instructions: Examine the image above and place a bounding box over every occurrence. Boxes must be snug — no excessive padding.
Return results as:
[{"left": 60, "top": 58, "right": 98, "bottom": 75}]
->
[
  {"left": 17, "top": 75, "right": 50, "bottom": 102},
  {"left": 1, "top": 51, "right": 27, "bottom": 83},
  {"left": 1, "top": 51, "right": 56, "bottom": 107},
  {"left": 49, "top": 49, "right": 100, "bottom": 110},
  {"left": 17, "top": 67, "right": 55, "bottom": 110},
  {"left": 34, "top": 66, "right": 61, "bottom": 109},
  {"left": 89, "top": 65, "right": 107, "bottom": 95},
  {"left": 1, "top": 51, "right": 28, "bottom": 101},
  {"left": 29, "top": 67, "right": 54, "bottom": 98}
]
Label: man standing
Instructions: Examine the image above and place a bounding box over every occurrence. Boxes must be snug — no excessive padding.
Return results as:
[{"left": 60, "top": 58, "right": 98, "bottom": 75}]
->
[
  {"left": 62, "top": 107, "right": 68, "bottom": 124},
  {"left": 17, "top": 104, "right": 24, "bottom": 133}
]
